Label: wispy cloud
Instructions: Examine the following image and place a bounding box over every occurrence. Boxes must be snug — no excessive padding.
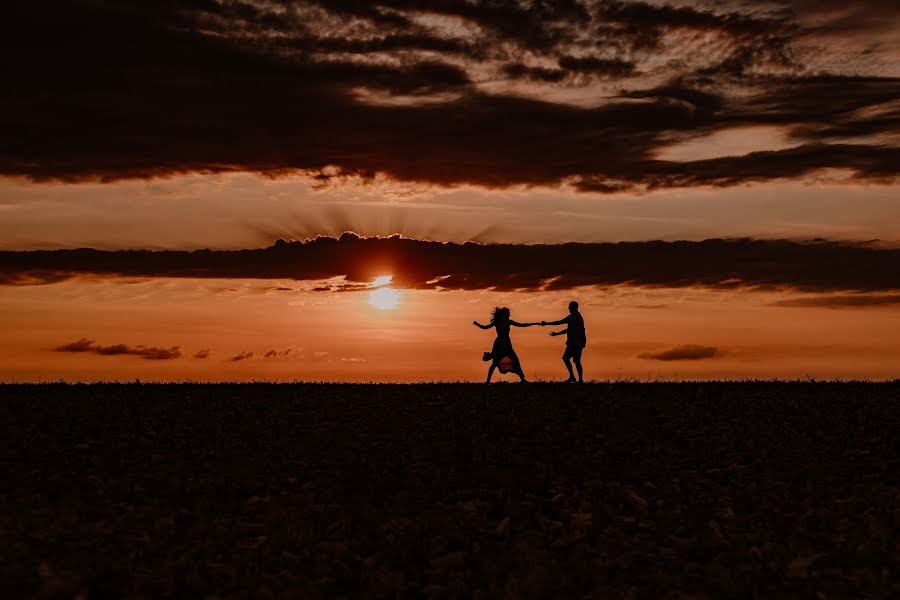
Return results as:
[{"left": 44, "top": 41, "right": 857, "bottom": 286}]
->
[
  {"left": 769, "top": 294, "right": 900, "bottom": 308},
  {"left": 639, "top": 345, "right": 719, "bottom": 361},
  {"left": 55, "top": 338, "right": 182, "bottom": 360}
]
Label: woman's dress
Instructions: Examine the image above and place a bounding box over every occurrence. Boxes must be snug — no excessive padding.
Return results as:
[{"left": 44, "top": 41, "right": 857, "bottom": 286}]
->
[{"left": 491, "top": 321, "right": 521, "bottom": 373}]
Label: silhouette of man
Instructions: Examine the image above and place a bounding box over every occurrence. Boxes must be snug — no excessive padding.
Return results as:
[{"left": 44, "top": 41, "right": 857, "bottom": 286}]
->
[{"left": 541, "top": 301, "right": 586, "bottom": 382}]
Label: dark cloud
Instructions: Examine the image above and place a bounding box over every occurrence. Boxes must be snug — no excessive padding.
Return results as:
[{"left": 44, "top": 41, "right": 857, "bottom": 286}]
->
[
  {"left": 231, "top": 352, "right": 254, "bottom": 362},
  {"left": 194, "top": 349, "right": 211, "bottom": 359},
  {"left": 503, "top": 56, "right": 636, "bottom": 83},
  {"left": 736, "top": 76, "right": 900, "bottom": 141},
  {"left": 0, "top": 1, "right": 897, "bottom": 190},
  {"left": 264, "top": 349, "right": 293, "bottom": 358},
  {"left": 557, "top": 55, "right": 636, "bottom": 77},
  {"left": 503, "top": 63, "right": 568, "bottom": 83},
  {"left": 639, "top": 345, "right": 719, "bottom": 361},
  {"left": 769, "top": 294, "right": 900, "bottom": 308},
  {"left": 55, "top": 339, "right": 182, "bottom": 360},
  {"left": 3, "top": 235, "right": 898, "bottom": 293},
  {"left": 577, "top": 144, "right": 900, "bottom": 192},
  {"left": 790, "top": 0, "right": 900, "bottom": 37}
]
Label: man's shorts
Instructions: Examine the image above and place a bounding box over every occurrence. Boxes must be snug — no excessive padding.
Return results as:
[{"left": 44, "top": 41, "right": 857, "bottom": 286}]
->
[{"left": 563, "top": 344, "right": 584, "bottom": 361}]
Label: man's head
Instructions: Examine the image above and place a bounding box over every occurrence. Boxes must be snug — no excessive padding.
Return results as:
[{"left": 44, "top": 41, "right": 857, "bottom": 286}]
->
[{"left": 568, "top": 300, "right": 578, "bottom": 313}]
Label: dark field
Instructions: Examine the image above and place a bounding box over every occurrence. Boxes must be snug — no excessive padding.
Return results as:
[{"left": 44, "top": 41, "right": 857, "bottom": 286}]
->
[{"left": 2, "top": 382, "right": 899, "bottom": 598}]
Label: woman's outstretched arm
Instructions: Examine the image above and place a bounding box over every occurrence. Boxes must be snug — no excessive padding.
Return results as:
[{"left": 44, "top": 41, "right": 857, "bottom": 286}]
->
[{"left": 472, "top": 320, "right": 492, "bottom": 329}]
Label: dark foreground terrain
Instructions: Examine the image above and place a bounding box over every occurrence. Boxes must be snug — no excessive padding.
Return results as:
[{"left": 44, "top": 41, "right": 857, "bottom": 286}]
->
[{"left": 2, "top": 382, "right": 899, "bottom": 598}]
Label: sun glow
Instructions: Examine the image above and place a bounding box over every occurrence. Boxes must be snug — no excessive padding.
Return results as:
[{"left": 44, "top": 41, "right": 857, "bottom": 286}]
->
[
  {"left": 368, "top": 287, "right": 401, "bottom": 310},
  {"left": 371, "top": 275, "right": 393, "bottom": 287}
]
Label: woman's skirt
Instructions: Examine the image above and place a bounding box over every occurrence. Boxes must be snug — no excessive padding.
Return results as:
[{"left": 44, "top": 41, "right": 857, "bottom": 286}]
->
[{"left": 491, "top": 336, "right": 521, "bottom": 373}]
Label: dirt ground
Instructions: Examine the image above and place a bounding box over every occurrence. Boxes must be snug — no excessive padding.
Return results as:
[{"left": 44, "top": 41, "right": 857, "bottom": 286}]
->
[{"left": 2, "top": 382, "right": 898, "bottom": 598}]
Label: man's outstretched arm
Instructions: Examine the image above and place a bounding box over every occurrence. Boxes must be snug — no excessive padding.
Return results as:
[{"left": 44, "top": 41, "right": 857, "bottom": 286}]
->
[
  {"left": 540, "top": 315, "right": 569, "bottom": 326},
  {"left": 550, "top": 328, "right": 568, "bottom": 337}
]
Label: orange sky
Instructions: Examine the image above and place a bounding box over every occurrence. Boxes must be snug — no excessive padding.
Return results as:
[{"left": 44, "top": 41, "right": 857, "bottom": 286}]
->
[
  {"left": 2, "top": 1, "right": 898, "bottom": 381},
  {"left": 2, "top": 277, "right": 898, "bottom": 382}
]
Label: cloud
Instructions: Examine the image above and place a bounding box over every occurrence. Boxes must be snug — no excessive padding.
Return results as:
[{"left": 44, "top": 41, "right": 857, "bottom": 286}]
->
[
  {"left": 639, "top": 345, "right": 719, "bottom": 361},
  {"left": 577, "top": 143, "right": 900, "bottom": 192},
  {"left": 769, "top": 294, "right": 900, "bottom": 308},
  {"left": 1, "top": 1, "right": 897, "bottom": 190},
  {"left": 264, "top": 349, "right": 292, "bottom": 358},
  {"left": 231, "top": 352, "right": 254, "bottom": 362},
  {"left": 504, "top": 56, "right": 636, "bottom": 83},
  {"left": 2, "top": 235, "right": 898, "bottom": 293},
  {"left": 55, "top": 338, "right": 182, "bottom": 360},
  {"left": 193, "top": 349, "right": 211, "bottom": 359}
]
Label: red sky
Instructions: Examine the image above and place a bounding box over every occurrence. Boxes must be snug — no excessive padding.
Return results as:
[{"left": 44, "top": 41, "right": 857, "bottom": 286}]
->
[{"left": 1, "top": 1, "right": 898, "bottom": 381}]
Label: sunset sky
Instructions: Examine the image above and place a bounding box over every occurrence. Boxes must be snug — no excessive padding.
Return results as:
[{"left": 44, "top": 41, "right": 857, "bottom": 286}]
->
[{"left": 2, "top": 0, "right": 898, "bottom": 381}]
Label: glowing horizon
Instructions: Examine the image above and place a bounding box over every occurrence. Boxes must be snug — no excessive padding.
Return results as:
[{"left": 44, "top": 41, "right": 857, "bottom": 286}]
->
[{"left": 2, "top": 276, "right": 898, "bottom": 383}]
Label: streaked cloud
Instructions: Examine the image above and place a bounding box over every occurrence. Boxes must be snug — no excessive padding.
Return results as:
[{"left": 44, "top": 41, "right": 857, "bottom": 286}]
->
[{"left": 769, "top": 294, "right": 900, "bottom": 308}]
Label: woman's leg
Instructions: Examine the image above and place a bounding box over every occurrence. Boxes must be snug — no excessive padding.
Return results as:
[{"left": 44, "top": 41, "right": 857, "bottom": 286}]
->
[
  {"left": 485, "top": 363, "right": 496, "bottom": 383},
  {"left": 511, "top": 353, "right": 527, "bottom": 382}
]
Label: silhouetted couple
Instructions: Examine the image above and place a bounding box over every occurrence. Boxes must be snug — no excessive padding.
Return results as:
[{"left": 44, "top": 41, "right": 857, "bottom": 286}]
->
[{"left": 473, "top": 301, "right": 586, "bottom": 383}]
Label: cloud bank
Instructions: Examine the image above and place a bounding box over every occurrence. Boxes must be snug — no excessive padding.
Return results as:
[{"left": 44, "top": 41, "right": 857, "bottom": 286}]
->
[{"left": 3, "top": 235, "right": 898, "bottom": 293}]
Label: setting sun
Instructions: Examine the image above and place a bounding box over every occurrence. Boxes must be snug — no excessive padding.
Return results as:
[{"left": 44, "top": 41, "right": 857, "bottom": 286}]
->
[{"left": 368, "top": 287, "right": 401, "bottom": 310}]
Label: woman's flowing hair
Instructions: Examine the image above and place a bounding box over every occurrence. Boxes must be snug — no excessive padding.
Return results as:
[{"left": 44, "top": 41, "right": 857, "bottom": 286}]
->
[{"left": 490, "top": 306, "right": 510, "bottom": 324}]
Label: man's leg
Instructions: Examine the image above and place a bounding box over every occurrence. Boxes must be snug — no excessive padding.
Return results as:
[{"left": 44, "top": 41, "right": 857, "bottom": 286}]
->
[
  {"left": 573, "top": 347, "right": 584, "bottom": 383},
  {"left": 562, "top": 347, "right": 576, "bottom": 381}
]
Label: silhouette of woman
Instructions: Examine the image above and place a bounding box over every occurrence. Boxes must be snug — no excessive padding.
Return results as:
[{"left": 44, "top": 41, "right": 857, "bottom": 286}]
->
[{"left": 473, "top": 307, "right": 537, "bottom": 383}]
